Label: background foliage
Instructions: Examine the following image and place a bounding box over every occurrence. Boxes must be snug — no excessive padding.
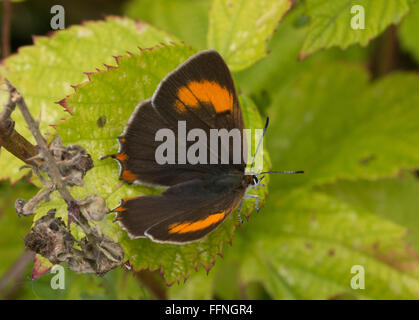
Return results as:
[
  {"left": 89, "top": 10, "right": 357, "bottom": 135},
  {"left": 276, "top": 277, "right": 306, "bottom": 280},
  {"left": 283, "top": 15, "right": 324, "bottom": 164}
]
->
[{"left": 0, "top": 0, "right": 418, "bottom": 299}]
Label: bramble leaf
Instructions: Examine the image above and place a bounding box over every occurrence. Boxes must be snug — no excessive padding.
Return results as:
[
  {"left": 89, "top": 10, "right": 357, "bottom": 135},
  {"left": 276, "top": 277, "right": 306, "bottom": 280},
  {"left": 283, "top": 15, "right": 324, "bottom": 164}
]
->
[
  {"left": 207, "top": 0, "right": 292, "bottom": 71},
  {"left": 233, "top": 188, "right": 419, "bottom": 299},
  {"left": 0, "top": 17, "right": 175, "bottom": 182},
  {"left": 318, "top": 172, "right": 419, "bottom": 252},
  {"left": 124, "top": 0, "right": 210, "bottom": 49},
  {"left": 235, "top": 4, "right": 367, "bottom": 106},
  {"left": 173, "top": 187, "right": 419, "bottom": 299},
  {"left": 300, "top": 0, "right": 413, "bottom": 59},
  {"left": 268, "top": 63, "right": 419, "bottom": 189}
]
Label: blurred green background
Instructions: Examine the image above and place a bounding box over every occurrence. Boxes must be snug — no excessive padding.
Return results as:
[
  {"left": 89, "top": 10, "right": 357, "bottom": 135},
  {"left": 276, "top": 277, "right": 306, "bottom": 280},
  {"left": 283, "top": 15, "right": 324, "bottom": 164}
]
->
[{"left": 0, "top": 0, "right": 419, "bottom": 299}]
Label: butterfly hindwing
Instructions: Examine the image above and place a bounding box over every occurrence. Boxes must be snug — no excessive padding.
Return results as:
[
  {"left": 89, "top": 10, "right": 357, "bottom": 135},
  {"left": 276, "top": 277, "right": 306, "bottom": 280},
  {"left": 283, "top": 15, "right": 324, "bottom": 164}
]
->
[{"left": 115, "top": 174, "right": 246, "bottom": 243}]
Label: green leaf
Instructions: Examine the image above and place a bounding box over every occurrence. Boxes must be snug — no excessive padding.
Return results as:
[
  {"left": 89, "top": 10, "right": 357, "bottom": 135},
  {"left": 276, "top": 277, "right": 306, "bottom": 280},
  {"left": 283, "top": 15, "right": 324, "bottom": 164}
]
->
[
  {"left": 169, "top": 187, "right": 419, "bottom": 299},
  {"left": 235, "top": 6, "right": 309, "bottom": 99},
  {"left": 0, "top": 17, "right": 175, "bottom": 182},
  {"left": 207, "top": 0, "right": 292, "bottom": 71},
  {"left": 124, "top": 0, "right": 210, "bottom": 49},
  {"left": 37, "top": 44, "right": 269, "bottom": 284},
  {"left": 230, "top": 188, "right": 419, "bottom": 299},
  {"left": 399, "top": 0, "right": 419, "bottom": 63},
  {"left": 318, "top": 172, "right": 419, "bottom": 252},
  {"left": 268, "top": 63, "right": 419, "bottom": 189},
  {"left": 235, "top": 4, "right": 368, "bottom": 108},
  {"left": 300, "top": 0, "right": 413, "bottom": 59}
]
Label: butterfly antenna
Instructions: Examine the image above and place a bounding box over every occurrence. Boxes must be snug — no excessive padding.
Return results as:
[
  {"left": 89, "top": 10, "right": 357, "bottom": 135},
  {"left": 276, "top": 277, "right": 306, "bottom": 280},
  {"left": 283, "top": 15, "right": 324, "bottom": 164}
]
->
[
  {"left": 249, "top": 117, "right": 269, "bottom": 170},
  {"left": 259, "top": 170, "right": 305, "bottom": 174}
]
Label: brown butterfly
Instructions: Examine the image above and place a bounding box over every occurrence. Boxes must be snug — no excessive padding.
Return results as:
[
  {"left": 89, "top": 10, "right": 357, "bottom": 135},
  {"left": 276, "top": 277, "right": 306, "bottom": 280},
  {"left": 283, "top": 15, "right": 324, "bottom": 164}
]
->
[{"left": 106, "top": 50, "right": 303, "bottom": 244}]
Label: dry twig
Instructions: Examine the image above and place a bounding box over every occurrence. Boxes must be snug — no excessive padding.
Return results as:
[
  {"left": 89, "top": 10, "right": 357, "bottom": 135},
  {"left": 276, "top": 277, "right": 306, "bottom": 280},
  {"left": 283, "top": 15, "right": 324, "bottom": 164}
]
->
[
  {"left": 2, "top": 80, "right": 123, "bottom": 275},
  {"left": 0, "top": 83, "right": 39, "bottom": 166}
]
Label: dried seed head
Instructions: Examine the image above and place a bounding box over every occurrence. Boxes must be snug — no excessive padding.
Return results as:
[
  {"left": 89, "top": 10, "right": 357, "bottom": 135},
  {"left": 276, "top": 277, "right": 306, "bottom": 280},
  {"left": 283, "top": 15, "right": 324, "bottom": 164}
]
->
[
  {"left": 15, "top": 198, "right": 27, "bottom": 216},
  {"left": 79, "top": 194, "right": 109, "bottom": 222},
  {"left": 24, "top": 209, "right": 74, "bottom": 264},
  {"left": 25, "top": 208, "right": 123, "bottom": 275},
  {"left": 39, "top": 135, "right": 94, "bottom": 186}
]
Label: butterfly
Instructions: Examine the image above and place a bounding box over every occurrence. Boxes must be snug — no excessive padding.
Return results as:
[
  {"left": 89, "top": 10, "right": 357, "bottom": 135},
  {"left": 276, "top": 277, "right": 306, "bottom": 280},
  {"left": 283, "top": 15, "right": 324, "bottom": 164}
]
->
[{"left": 106, "top": 49, "right": 303, "bottom": 244}]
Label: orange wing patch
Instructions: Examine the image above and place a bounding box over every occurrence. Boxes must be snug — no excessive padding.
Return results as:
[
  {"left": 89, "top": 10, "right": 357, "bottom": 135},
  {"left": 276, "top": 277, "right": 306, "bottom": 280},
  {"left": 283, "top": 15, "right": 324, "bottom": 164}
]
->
[
  {"left": 177, "top": 86, "right": 199, "bottom": 108},
  {"left": 122, "top": 196, "right": 139, "bottom": 202},
  {"left": 113, "top": 206, "right": 126, "bottom": 213},
  {"left": 116, "top": 153, "right": 129, "bottom": 161},
  {"left": 121, "top": 169, "right": 138, "bottom": 183},
  {"left": 168, "top": 211, "right": 226, "bottom": 234},
  {"left": 176, "top": 80, "right": 233, "bottom": 114},
  {"left": 114, "top": 150, "right": 138, "bottom": 183}
]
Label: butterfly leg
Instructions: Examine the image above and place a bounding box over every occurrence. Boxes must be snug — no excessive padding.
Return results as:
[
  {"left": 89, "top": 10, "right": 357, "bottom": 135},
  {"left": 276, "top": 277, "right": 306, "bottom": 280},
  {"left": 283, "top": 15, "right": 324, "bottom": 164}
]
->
[
  {"left": 251, "top": 184, "right": 265, "bottom": 191},
  {"left": 244, "top": 193, "right": 260, "bottom": 212}
]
